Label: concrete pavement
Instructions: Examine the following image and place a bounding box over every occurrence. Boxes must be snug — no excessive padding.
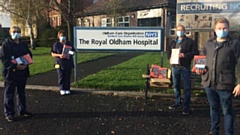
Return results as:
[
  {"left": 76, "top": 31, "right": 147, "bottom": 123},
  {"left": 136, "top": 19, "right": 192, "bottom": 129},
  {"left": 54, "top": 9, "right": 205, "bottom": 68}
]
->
[{"left": 0, "top": 87, "right": 239, "bottom": 135}]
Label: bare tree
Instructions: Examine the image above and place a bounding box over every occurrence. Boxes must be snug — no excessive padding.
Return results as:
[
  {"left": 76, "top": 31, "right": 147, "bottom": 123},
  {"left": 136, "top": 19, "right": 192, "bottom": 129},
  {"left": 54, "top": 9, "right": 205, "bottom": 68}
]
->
[
  {"left": 50, "top": 0, "right": 87, "bottom": 42},
  {"left": 0, "top": 0, "right": 87, "bottom": 46},
  {"left": 0, "top": 0, "right": 50, "bottom": 49},
  {"left": 104, "top": 0, "right": 136, "bottom": 26}
]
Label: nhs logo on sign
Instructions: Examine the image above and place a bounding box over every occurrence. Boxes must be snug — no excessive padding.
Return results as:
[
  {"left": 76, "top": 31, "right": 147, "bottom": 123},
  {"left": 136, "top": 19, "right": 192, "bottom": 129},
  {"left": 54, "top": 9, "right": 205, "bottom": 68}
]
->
[{"left": 145, "top": 32, "right": 158, "bottom": 37}]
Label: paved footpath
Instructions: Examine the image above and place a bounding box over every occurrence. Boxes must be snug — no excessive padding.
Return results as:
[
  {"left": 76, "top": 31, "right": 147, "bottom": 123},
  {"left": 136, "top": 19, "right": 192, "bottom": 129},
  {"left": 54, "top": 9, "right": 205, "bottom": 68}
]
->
[
  {"left": 27, "top": 52, "right": 143, "bottom": 86},
  {"left": 0, "top": 88, "right": 239, "bottom": 135}
]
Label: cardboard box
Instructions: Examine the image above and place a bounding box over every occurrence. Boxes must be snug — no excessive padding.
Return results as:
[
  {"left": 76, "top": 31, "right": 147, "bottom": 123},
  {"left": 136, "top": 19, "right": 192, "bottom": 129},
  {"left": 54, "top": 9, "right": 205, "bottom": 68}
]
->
[{"left": 150, "top": 82, "right": 170, "bottom": 88}]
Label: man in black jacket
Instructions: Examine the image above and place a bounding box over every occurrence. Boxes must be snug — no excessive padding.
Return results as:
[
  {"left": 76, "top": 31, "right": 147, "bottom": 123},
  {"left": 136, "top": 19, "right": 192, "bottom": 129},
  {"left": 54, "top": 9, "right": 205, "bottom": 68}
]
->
[
  {"left": 197, "top": 18, "right": 240, "bottom": 135},
  {"left": 167, "top": 25, "right": 199, "bottom": 115}
]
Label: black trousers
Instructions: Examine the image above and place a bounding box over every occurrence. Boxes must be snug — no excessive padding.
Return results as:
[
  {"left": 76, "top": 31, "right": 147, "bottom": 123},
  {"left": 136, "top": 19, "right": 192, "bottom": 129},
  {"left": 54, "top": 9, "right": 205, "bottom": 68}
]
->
[
  {"left": 57, "top": 68, "right": 72, "bottom": 90},
  {"left": 4, "top": 77, "right": 28, "bottom": 117}
]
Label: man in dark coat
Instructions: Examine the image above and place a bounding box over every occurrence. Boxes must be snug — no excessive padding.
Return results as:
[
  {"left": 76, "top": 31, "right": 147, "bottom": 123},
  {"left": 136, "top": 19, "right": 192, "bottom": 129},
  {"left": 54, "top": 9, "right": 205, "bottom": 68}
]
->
[
  {"left": 197, "top": 18, "right": 240, "bottom": 135},
  {"left": 167, "top": 25, "right": 199, "bottom": 115}
]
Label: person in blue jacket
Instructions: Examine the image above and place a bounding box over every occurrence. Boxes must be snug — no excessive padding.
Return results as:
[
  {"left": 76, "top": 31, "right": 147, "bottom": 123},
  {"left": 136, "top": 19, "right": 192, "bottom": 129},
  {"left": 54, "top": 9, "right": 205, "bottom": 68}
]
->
[
  {"left": 0, "top": 26, "right": 33, "bottom": 122},
  {"left": 51, "top": 30, "right": 75, "bottom": 95}
]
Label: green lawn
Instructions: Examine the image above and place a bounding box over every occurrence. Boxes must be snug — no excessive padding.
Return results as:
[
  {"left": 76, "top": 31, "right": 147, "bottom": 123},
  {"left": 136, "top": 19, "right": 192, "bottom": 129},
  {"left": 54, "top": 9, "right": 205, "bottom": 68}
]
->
[
  {"left": 31, "top": 47, "right": 51, "bottom": 55},
  {"left": 74, "top": 52, "right": 172, "bottom": 92},
  {"left": 29, "top": 52, "right": 115, "bottom": 76},
  {"left": 0, "top": 47, "right": 115, "bottom": 80},
  {"left": 73, "top": 52, "right": 207, "bottom": 96}
]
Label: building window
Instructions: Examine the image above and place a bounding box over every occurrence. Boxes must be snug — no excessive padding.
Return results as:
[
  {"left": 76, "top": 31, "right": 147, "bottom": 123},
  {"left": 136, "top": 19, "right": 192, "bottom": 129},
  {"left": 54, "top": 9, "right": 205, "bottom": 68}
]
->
[
  {"left": 58, "top": 17, "right": 61, "bottom": 26},
  {"left": 106, "top": 18, "right": 111, "bottom": 27},
  {"left": 138, "top": 17, "right": 161, "bottom": 27},
  {"left": 55, "top": 17, "right": 58, "bottom": 26},
  {"left": 118, "top": 16, "right": 129, "bottom": 27},
  {"left": 170, "top": 21, "right": 176, "bottom": 35},
  {"left": 50, "top": 18, "right": 53, "bottom": 26},
  {"left": 101, "top": 18, "right": 112, "bottom": 27},
  {"left": 170, "top": 16, "right": 176, "bottom": 36}
]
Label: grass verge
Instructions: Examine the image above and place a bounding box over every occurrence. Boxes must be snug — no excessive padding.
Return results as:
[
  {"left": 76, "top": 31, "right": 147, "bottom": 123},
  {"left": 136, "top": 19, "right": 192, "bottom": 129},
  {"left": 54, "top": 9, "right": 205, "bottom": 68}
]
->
[
  {"left": 74, "top": 52, "right": 170, "bottom": 91},
  {"left": 0, "top": 47, "right": 114, "bottom": 80},
  {"left": 73, "top": 52, "right": 206, "bottom": 96}
]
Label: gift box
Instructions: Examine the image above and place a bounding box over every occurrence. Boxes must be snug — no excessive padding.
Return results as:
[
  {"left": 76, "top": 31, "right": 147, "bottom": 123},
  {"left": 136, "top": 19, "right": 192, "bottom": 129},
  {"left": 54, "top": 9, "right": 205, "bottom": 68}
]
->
[
  {"left": 11, "top": 53, "right": 33, "bottom": 65},
  {"left": 62, "top": 45, "right": 72, "bottom": 59},
  {"left": 150, "top": 65, "right": 169, "bottom": 79},
  {"left": 192, "top": 55, "right": 206, "bottom": 72}
]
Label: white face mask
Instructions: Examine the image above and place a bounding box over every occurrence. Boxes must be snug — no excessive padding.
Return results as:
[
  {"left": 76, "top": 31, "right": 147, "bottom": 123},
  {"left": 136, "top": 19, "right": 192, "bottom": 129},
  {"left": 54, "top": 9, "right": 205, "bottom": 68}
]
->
[
  {"left": 60, "top": 36, "right": 66, "bottom": 41},
  {"left": 11, "top": 33, "right": 21, "bottom": 39},
  {"left": 215, "top": 30, "right": 228, "bottom": 38},
  {"left": 176, "top": 31, "right": 185, "bottom": 37}
]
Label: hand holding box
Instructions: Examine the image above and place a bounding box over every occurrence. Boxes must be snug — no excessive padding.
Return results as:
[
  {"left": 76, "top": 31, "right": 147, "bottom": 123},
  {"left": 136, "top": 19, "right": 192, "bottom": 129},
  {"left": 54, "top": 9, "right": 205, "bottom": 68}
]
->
[
  {"left": 192, "top": 55, "right": 206, "bottom": 73},
  {"left": 68, "top": 50, "right": 74, "bottom": 55},
  {"left": 11, "top": 53, "right": 33, "bottom": 65},
  {"left": 62, "top": 45, "right": 72, "bottom": 59}
]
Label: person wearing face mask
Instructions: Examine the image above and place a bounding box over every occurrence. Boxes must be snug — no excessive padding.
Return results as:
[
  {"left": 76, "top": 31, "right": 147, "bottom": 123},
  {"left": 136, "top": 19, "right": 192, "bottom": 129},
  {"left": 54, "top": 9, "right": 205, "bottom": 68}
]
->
[
  {"left": 0, "top": 26, "right": 33, "bottom": 122},
  {"left": 167, "top": 25, "right": 199, "bottom": 115},
  {"left": 196, "top": 18, "right": 240, "bottom": 135},
  {"left": 51, "top": 30, "right": 75, "bottom": 95}
]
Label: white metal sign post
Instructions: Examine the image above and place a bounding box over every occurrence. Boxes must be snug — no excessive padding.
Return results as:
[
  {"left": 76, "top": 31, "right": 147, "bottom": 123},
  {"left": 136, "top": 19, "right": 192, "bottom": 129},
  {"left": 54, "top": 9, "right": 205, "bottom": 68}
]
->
[{"left": 73, "top": 27, "right": 164, "bottom": 82}]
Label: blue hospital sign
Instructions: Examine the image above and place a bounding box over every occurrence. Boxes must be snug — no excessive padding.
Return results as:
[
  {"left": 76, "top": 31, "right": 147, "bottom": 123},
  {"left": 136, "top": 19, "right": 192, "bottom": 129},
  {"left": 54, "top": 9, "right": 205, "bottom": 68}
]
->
[
  {"left": 74, "top": 27, "right": 164, "bottom": 51},
  {"left": 145, "top": 32, "right": 158, "bottom": 37}
]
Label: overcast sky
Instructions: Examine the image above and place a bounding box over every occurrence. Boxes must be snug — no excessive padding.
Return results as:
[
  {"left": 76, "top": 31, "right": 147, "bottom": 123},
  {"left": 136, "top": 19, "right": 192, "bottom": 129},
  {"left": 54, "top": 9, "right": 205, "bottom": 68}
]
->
[
  {"left": 0, "top": 13, "right": 11, "bottom": 28},
  {"left": 0, "top": 0, "right": 11, "bottom": 28}
]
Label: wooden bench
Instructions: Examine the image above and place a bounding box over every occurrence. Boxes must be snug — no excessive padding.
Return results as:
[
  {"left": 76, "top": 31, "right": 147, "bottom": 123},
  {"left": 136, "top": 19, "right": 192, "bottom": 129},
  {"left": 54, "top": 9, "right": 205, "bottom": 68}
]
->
[{"left": 142, "top": 64, "right": 204, "bottom": 105}]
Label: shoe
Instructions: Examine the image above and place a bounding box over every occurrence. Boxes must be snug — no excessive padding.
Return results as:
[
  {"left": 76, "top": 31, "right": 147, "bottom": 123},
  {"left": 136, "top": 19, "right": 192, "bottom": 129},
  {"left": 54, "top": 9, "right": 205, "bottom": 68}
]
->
[
  {"left": 182, "top": 110, "right": 190, "bottom": 115},
  {"left": 19, "top": 111, "right": 33, "bottom": 117},
  {"left": 168, "top": 104, "right": 182, "bottom": 109},
  {"left": 60, "top": 90, "right": 66, "bottom": 95},
  {"left": 65, "top": 90, "right": 70, "bottom": 95},
  {"left": 5, "top": 116, "right": 15, "bottom": 122}
]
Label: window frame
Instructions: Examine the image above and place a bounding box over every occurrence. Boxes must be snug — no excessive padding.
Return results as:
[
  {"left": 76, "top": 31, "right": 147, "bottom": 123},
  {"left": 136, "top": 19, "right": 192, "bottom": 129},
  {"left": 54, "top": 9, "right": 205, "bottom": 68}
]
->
[
  {"left": 118, "top": 16, "right": 130, "bottom": 27},
  {"left": 101, "top": 18, "right": 112, "bottom": 27},
  {"left": 170, "top": 16, "right": 176, "bottom": 36}
]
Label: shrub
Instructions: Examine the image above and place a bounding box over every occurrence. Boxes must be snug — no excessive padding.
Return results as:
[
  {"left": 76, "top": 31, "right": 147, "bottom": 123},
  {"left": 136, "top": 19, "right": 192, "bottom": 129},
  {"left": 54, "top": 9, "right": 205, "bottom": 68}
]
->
[
  {"left": 38, "top": 28, "right": 58, "bottom": 47},
  {"left": 0, "top": 28, "right": 10, "bottom": 39},
  {"left": 38, "top": 23, "right": 68, "bottom": 47}
]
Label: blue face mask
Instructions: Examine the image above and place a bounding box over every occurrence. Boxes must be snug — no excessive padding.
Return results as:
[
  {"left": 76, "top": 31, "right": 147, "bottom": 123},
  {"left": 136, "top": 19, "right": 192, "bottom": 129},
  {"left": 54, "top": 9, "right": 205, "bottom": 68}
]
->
[
  {"left": 215, "top": 30, "right": 228, "bottom": 38},
  {"left": 176, "top": 31, "right": 185, "bottom": 37},
  {"left": 60, "top": 36, "right": 66, "bottom": 41},
  {"left": 11, "top": 33, "right": 21, "bottom": 39},
  {"left": 177, "top": 39, "right": 182, "bottom": 43}
]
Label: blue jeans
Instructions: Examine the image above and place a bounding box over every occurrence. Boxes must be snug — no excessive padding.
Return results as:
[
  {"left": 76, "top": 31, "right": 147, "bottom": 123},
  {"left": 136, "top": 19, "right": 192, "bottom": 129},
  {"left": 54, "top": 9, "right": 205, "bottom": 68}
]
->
[
  {"left": 172, "top": 66, "right": 191, "bottom": 111},
  {"left": 205, "top": 87, "right": 234, "bottom": 135}
]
